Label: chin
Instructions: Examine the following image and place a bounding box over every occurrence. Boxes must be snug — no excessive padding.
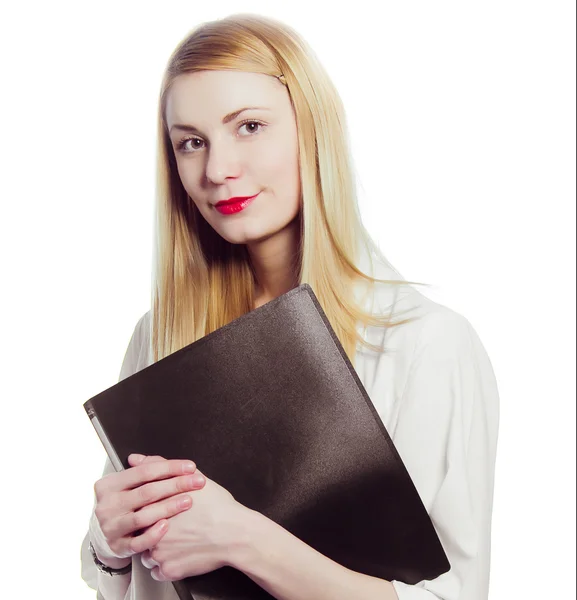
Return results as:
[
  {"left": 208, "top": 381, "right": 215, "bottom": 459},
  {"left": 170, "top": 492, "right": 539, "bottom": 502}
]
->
[
  {"left": 210, "top": 221, "right": 276, "bottom": 245},
  {"left": 223, "top": 231, "right": 275, "bottom": 245}
]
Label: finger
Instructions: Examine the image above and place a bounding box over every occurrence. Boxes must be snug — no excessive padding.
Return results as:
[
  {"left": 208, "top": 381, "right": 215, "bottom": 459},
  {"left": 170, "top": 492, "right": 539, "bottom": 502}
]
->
[
  {"left": 140, "top": 549, "right": 159, "bottom": 569},
  {"left": 141, "top": 455, "right": 166, "bottom": 463},
  {"left": 99, "top": 459, "right": 198, "bottom": 495},
  {"left": 125, "top": 473, "right": 204, "bottom": 512},
  {"left": 128, "top": 519, "right": 169, "bottom": 555},
  {"left": 128, "top": 454, "right": 146, "bottom": 466},
  {"left": 128, "top": 454, "right": 166, "bottom": 467},
  {"left": 150, "top": 565, "right": 168, "bottom": 582},
  {"left": 115, "top": 492, "right": 193, "bottom": 538}
]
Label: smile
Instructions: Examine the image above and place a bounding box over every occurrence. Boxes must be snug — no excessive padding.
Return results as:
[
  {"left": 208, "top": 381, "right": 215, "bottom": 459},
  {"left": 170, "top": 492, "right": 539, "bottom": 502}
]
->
[{"left": 214, "top": 193, "right": 260, "bottom": 215}]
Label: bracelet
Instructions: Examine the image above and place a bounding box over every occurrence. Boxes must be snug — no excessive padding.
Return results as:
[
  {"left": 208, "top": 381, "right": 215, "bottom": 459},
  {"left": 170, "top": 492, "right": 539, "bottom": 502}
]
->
[{"left": 89, "top": 541, "right": 132, "bottom": 576}]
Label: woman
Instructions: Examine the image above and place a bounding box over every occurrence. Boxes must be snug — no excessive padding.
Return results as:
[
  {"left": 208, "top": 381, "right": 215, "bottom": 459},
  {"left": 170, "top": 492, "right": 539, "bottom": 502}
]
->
[{"left": 81, "top": 13, "right": 500, "bottom": 600}]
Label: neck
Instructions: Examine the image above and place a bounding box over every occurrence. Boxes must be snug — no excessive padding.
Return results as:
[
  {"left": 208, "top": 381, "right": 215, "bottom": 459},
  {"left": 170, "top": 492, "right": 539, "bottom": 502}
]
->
[{"left": 247, "top": 217, "right": 301, "bottom": 308}]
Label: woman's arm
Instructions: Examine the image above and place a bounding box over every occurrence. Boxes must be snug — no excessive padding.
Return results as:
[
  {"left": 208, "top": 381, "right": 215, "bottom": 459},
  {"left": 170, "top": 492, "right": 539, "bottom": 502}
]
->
[
  {"left": 231, "top": 508, "right": 399, "bottom": 600},
  {"left": 80, "top": 457, "right": 132, "bottom": 600},
  {"left": 81, "top": 314, "right": 148, "bottom": 599}
]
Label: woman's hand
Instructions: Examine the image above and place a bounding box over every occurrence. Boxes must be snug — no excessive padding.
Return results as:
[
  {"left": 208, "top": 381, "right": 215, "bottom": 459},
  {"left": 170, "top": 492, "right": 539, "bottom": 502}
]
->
[
  {"left": 91, "top": 454, "right": 207, "bottom": 566},
  {"left": 133, "top": 454, "right": 254, "bottom": 582}
]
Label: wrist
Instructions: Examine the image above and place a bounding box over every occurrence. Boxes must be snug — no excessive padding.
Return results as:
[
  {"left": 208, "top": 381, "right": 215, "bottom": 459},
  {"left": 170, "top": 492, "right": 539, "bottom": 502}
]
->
[
  {"left": 90, "top": 539, "right": 131, "bottom": 570},
  {"left": 95, "top": 551, "right": 132, "bottom": 570},
  {"left": 89, "top": 512, "right": 131, "bottom": 571},
  {"left": 225, "top": 506, "right": 271, "bottom": 572}
]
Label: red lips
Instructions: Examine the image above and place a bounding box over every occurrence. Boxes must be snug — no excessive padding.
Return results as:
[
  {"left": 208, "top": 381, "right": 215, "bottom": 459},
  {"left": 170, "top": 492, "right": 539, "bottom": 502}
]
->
[
  {"left": 216, "top": 194, "right": 259, "bottom": 207},
  {"left": 214, "top": 193, "right": 260, "bottom": 215}
]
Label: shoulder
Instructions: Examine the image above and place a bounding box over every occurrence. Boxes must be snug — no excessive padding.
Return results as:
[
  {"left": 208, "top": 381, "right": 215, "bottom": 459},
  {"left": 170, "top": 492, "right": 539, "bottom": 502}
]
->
[
  {"left": 387, "top": 286, "right": 499, "bottom": 443},
  {"left": 355, "top": 251, "right": 497, "bottom": 420},
  {"left": 376, "top": 281, "right": 478, "bottom": 387},
  {"left": 129, "top": 309, "right": 153, "bottom": 359},
  {"left": 118, "top": 309, "right": 153, "bottom": 381},
  {"left": 135, "top": 309, "right": 152, "bottom": 340},
  {"left": 357, "top": 251, "right": 475, "bottom": 360},
  {"left": 373, "top": 272, "right": 485, "bottom": 386},
  {"left": 409, "top": 299, "right": 476, "bottom": 362}
]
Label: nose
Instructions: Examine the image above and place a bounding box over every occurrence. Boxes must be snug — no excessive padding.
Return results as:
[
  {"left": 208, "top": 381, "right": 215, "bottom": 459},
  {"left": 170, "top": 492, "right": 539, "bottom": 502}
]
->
[{"left": 205, "top": 139, "right": 241, "bottom": 185}]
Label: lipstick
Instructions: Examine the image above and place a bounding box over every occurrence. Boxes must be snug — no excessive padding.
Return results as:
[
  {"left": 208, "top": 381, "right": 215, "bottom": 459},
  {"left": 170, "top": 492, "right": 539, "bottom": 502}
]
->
[{"left": 215, "top": 193, "right": 259, "bottom": 215}]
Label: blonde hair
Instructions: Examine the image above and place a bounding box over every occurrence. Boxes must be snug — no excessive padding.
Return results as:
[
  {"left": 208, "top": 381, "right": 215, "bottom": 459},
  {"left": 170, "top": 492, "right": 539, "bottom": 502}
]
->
[{"left": 151, "top": 13, "right": 429, "bottom": 368}]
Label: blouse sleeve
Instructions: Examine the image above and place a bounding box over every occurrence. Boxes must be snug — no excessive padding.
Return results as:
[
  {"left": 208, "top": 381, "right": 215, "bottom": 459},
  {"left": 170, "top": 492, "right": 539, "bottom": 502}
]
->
[
  {"left": 389, "top": 309, "right": 500, "bottom": 600},
  {"left": 80, "top": 313, "right": 149, "bottom": 598}
]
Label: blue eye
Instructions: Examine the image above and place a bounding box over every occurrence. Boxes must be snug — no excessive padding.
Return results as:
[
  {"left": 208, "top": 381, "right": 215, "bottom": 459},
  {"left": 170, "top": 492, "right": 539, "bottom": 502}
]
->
[{"left": 175, "top": 119, "right": 267, "bottom": 154}]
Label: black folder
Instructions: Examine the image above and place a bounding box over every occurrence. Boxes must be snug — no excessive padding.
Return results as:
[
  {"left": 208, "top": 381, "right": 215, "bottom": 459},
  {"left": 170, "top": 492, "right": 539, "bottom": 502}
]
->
[{"left": 84, "top": 283, "right": 450, "bottom": 599}]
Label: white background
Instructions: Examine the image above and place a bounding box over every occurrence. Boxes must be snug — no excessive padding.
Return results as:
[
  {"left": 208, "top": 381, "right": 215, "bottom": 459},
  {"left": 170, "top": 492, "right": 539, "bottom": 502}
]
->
[{"left": 0, "top": 1, "right": 574, "bottom": 598}]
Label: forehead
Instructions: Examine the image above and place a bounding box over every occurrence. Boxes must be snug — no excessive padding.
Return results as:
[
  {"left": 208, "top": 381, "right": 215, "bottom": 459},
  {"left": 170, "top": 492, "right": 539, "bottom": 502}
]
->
[{"left": 165, "top": 70, "right": 283, "bottom": 128}]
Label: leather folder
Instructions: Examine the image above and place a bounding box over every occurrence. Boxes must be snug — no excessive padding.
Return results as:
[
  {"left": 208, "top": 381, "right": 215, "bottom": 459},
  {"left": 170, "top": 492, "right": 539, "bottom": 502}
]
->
[{"left": 84, "top": 283, "right": 450, "bottom": 599}]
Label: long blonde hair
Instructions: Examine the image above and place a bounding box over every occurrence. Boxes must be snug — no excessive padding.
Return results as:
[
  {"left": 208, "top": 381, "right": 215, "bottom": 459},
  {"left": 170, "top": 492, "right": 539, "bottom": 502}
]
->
[{"left": 151, "top": 13, "right": 428, "bottom": 368}]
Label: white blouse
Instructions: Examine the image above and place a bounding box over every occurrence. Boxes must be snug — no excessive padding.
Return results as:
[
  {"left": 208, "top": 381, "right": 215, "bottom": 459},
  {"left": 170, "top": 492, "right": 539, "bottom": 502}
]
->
[{"left": 80, "top": 255, "right": 500, "bottom": 600}]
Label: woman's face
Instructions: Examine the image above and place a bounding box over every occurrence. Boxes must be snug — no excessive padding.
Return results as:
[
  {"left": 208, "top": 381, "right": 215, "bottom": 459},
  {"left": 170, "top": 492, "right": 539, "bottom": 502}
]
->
[{"left": 165, "top": 70, "right": 301, "bottom": 245}]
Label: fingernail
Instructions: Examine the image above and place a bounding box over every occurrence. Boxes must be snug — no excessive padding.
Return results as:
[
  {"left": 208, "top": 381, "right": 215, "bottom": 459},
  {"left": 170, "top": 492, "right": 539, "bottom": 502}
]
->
[
  {"left": 157, "top": 520, "right": 168, "bottom": 532},
  {"left": 179, "top": 496, "right": 192, "bottom": 509},
  {"left": 182, "top": 462, "right": 197, "bottom": 473},
  {"left": 131, "top": 454, "right": 145, "bottom": 463},
  {"left": 191, "top": 474, "right": 205, "bottom": 486}
]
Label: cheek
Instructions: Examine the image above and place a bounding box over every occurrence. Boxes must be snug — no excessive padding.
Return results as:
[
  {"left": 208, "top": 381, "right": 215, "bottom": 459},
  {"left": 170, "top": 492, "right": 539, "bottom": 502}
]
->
[
  {"left": 261, "top": 138, "right": 300, "bottom": 197},
  {"left": 176, "top": 161, "right": 197, "bottom": 196}
]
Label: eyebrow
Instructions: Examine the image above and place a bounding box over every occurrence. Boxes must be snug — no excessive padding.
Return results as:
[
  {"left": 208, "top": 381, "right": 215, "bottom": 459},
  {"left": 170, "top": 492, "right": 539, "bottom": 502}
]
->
[{"left": 169, "top": 107, "right": 271, "bottom": 135}]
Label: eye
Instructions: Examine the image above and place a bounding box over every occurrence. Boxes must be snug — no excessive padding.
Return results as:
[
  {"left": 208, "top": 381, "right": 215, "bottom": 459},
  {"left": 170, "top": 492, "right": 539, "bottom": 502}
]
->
[
  {"left": 238, "top": 119, "right": 265, "bottom": 136},
  {"left": 175, "top": 119, "right": 267, "bottom": 154}
]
